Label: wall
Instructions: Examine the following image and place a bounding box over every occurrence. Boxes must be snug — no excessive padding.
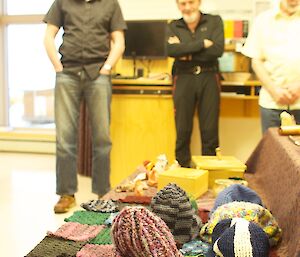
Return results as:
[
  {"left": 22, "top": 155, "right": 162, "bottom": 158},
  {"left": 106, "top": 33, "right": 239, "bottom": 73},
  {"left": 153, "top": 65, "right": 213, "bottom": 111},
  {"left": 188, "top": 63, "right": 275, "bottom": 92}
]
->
[
  {"left": 190, "top": 116, "right": 261, "bottom": 163},
  {"left": 0, "top": 1, "right": 8, "bottom": 126},
  {"left": 118, "top": 0, "right": 273, "bottom": 21}
]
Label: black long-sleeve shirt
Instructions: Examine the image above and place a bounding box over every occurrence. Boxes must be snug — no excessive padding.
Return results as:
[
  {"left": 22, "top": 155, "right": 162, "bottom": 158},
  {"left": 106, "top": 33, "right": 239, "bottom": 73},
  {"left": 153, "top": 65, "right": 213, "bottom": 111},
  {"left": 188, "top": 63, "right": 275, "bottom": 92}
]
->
[{"left": 167, "top": 12, "right": 224, "bottom": 69}]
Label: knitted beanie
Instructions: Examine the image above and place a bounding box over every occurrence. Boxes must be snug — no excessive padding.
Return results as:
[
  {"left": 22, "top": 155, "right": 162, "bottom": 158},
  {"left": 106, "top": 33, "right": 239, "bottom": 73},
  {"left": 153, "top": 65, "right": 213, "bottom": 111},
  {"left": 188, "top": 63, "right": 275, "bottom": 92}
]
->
[
  {"left": 200, "top": 201, "right": 282, "bottom": 247},
  {"left": 211, "top": 184, "right": 263, "bottom": 214},
  {"left": 207, "top": 218, "right": 270, "bottom": 257},
  {"left": 150, "top": 183, "right": 202, "bottom": 245},
  {"left": 111, "top": 206, "right": 183, "bottom": 257}
]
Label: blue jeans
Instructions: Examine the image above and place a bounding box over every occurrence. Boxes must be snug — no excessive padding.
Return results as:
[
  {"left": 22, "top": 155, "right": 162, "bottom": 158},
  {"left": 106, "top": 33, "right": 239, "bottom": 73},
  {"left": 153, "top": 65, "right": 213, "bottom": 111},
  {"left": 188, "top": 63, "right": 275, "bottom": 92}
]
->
[
  {"left": 55, "top": 70, "right": 112, "bottom": 196},
  {"left": 260, "top": 106, "right": 300, "bottom": 134}
]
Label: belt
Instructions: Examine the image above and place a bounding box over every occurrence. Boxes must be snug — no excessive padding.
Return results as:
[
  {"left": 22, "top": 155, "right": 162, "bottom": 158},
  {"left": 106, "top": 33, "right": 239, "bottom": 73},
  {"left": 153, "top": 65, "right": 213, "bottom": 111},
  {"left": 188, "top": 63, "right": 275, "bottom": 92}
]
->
[{"left": 176, "top": 65, "right": 218, "bottom": 75}]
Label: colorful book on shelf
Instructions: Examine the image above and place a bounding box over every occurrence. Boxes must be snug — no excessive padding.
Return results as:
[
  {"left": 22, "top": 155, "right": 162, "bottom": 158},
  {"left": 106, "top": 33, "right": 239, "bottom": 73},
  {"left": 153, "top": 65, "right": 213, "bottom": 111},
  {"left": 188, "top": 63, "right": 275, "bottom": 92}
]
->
[
  {"left": 242, "top": 20, "right": 249, "bottom": 38},
  {"left": 234, "top": 20, "right": 243, "bottom": 38},
  {"left": 224, "top": 20, "right": 249, "bottom": 39},
  {"left": 224, "top": 20, "right": 234, "bottom": 39}
]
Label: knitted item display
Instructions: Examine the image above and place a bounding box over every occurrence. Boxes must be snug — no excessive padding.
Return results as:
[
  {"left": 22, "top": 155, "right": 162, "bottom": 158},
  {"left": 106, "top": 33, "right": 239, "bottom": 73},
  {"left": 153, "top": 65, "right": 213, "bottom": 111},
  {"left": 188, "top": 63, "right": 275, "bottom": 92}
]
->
[
  {"left": 81, "top": 199, "right": 119, "bottom": 213},
  {"left": 207, "top": 218, "right": 270, "bottom": 257},
  {"left": 180, "top": 239, "right": 211, "bottom": 256},
  {"left": 104, "top": 212, "right": 120, "bottom": 226},
  {"left": 200, "top": 201, "right": 282, "bottom": 247},
  {"left": 47, "top": 222, "right": 105, "bottom": 241},
  {"left": 26, "top": 236, "right": 85, "bottom": 257},
  {"left": 118, "top": 195, "right": 153, "bottom": 204},
  {"left": 150, "top": 183, "right": 202, "bottom": 245},
  {"left": 211, "top": 184, "right": 263, "bottom": 214},
  {"left": 65, "top": 210, "right": 110, "bottom": 225},
  {"left": 112, "top": 206, "right": 183, "bottom": 257},
  {"left": 89, "top": 227, "right": 112, "bottom": 245},
  {"left": 76, "top": 244, "right": 116, "bottom": 257}
]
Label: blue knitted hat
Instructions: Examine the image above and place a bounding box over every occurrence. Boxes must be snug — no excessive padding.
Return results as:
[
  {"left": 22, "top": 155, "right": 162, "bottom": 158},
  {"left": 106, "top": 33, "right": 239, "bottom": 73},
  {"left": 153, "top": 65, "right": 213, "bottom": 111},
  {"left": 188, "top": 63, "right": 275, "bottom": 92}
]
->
[
  {"left": 211, "top": 184, "right": 263, "bottom": 214},
  {"left": 207, "top": 218, "right": 270, "bottom": 257}
]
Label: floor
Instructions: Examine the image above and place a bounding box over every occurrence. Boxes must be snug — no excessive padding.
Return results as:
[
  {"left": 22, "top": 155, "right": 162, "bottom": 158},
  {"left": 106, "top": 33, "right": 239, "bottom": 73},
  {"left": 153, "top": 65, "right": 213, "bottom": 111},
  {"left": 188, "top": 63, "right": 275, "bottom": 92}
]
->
[{"left": 0, "top": 152, "right": 96, "bottom": 257}]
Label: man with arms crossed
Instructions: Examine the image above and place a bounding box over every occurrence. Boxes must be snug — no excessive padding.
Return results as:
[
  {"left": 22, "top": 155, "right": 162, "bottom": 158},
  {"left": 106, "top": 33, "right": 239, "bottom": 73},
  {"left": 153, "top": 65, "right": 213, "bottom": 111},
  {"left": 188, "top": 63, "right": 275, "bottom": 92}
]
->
[{"left": 168, "top": 0, "right": 224, "bottom": 167}]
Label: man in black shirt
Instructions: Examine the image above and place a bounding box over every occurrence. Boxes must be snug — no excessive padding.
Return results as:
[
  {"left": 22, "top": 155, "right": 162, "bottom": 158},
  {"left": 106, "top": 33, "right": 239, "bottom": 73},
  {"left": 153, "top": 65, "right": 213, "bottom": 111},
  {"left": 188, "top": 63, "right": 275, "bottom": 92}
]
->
[
  {"left": 168, "top": 0, "right": 224, "bottom": 167},
  {"left": 43, "top": 0, "right": 126, "bottom": 213}
]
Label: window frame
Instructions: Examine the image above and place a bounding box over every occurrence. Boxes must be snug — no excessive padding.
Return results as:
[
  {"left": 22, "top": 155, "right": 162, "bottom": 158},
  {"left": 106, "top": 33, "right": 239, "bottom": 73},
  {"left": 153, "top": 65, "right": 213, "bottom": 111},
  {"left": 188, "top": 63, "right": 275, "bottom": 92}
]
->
[{"left": 0, "top": 12, "right": 45, "bottom": 126}]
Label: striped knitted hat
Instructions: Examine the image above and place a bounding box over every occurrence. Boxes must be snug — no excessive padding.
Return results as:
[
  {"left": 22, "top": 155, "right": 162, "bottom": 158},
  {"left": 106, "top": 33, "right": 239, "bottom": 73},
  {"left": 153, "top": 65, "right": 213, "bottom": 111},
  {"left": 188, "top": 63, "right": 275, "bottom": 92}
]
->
[
  {"left": 150, "top": 183, "right": 202, "bottom": 245},
  {"left": 111, "top": 206, "right": 183, "bottom": 257},
  {"left": 207, "top": 218, "right": 270, "bottom": 257}
]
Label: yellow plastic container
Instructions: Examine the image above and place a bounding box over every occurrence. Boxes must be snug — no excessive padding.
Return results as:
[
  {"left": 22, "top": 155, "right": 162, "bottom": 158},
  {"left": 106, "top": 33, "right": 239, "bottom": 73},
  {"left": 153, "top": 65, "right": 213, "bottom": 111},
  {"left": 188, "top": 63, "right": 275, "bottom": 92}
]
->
[
  {"left": 192, "top": 155, "right": 246, "bottom": 189},
  {"left": 157, "top": 167, "right": 208, "bottom": 199}
]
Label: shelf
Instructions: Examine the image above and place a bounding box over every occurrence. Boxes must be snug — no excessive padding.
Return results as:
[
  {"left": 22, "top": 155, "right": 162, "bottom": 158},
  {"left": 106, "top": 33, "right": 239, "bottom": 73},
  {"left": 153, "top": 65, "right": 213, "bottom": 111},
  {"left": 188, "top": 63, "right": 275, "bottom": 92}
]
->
[
  {"left": 224, "top": 44, "right": 236, "bottom": 51},
  {"left": 221, "top": 94, "right": 258, "bottom": 100},
  {"left": 221, "top": 79, "right": 261, "bottom": 99},
  {"left": 112, "top": 78, "right": 261, "bottom": 99},
  {"left": 112, "top": 78, "right": 172, "bottom": 86}
]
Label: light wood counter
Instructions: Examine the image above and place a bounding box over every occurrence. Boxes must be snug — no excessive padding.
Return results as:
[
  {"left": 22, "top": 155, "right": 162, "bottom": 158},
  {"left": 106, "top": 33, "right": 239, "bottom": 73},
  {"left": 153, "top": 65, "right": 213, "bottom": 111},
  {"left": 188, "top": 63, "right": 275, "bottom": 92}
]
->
[{"left": 79, "top": 78, "right": 261, "bottom": 186}]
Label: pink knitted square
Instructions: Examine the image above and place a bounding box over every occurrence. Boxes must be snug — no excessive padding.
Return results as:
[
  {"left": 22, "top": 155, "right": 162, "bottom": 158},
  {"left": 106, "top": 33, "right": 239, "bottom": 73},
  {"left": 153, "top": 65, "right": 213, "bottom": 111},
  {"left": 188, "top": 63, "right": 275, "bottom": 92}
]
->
[
  {"left": 76, "top": 244, "right": 116, "bottom": 257},
  {"left": 47, "top": 222, "right": 105, "bottom": 241}
]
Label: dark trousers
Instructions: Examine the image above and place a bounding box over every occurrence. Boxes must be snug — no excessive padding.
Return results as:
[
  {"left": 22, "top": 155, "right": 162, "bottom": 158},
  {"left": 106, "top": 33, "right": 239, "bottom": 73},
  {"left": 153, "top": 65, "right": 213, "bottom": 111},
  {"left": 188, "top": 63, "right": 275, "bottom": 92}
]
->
[{"left": 173, "top": 72, "right": 220, "bottom": 167}]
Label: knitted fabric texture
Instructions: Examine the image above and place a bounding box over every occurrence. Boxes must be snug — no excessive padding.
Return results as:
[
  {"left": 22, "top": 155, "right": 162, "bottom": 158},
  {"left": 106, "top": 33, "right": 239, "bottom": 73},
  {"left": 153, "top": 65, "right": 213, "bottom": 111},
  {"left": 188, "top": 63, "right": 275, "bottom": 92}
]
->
[
  {"left": 207, "top": 218, "right": 270, "bottom": 257},
  {"left": 112, "top": 206, "right": 183, "bottom": 257},
  {"left": 180, "top": 239, "right": 211, "bottom": 256},
  {"left": 26, "top": 236, "right": 85, "bottom": 257},
  {"left": 81, "top": 199, "right": 119, "bottom": 213},
  {"left": 200, "top": 201, "right": 282, "bottom": 247},
  {"left": 89, "top": 227, "right": 112, "bottom": 245},
  {"left": 76, "top": 244, "right": 116, "bottom": 257},
  {"left": 118, "top": 195, "right": 153, "bottom": 204},
  {"left": 150, "top": 183, "right": 202, "bottom": 245},
  {"left": 104, "top": 212, "right": 120, "bottom": 226},
  {"left": 47, "top": 222, "right": 105, "bottom": 241},
  {"left": 65, "top": 210, "right": 110, "bottom": 225},
  {"left": 211, "top": 184, "right": 263, "bottom": 214}
]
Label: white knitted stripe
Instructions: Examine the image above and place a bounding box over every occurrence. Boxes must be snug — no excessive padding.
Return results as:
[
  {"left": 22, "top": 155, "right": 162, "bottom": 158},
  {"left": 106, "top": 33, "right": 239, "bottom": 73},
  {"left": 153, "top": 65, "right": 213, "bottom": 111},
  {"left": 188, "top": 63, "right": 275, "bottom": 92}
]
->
[
  {"left": 213, "top": 238, "right": 225, "bottom": 257},
  {"left": 213, "top": 219, "right": 239, "bottom": 257},
  {"left": 234, "top": 219, "right": 253, "bottom": 257},
  {"left": 230, "top": 218, "right": 239, "bottom": 226}
]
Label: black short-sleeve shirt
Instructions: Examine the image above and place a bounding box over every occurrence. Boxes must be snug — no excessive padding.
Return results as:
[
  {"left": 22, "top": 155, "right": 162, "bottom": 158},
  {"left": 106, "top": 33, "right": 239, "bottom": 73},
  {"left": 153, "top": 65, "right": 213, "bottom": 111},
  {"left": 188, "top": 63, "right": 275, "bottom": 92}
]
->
[{"left": 44, "top": 0, "right": 127, "bottom": 79}]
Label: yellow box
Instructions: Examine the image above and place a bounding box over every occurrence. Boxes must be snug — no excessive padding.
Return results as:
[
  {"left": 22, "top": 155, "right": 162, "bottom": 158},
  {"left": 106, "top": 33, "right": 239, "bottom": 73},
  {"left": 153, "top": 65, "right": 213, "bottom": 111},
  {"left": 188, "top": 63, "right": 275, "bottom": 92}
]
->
[
  {"left": 192, "top": 155, "right": 246, "bottom": 188},
  {"left": 157, "top": 167, "right": 208, "bottom": 199}
]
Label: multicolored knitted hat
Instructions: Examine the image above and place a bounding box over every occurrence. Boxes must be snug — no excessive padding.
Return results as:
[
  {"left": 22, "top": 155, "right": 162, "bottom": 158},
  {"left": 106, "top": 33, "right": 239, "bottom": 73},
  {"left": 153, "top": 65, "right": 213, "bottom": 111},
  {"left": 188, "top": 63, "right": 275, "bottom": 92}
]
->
[
  {"left": 200, "top": 201, "right": 282, "bottom": 246},
  {"left": 150, "top": 183, "right": 202, "bottom": 245},
  {"left": 111, "top": 206, "right": 183, "bottom": 257},
  {"left": 207, "top": 218, "right": 270, "bottom": 257},
  {"left": 211, "top": 184, "right": 263, "bottom": 214}
]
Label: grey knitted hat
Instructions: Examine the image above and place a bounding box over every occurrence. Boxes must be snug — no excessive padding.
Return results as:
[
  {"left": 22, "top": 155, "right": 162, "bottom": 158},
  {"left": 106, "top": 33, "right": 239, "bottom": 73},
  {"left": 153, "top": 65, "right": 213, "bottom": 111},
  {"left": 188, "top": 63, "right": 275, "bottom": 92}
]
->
[
  {"left": 150, "top": 183, "right": 202, "bottom": 245},
  {"left": 211, "top": 184, "right": 263, "bottom": 214},
  {"left": 207, "top": 218, "right": 270, "bottom": 257}
]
